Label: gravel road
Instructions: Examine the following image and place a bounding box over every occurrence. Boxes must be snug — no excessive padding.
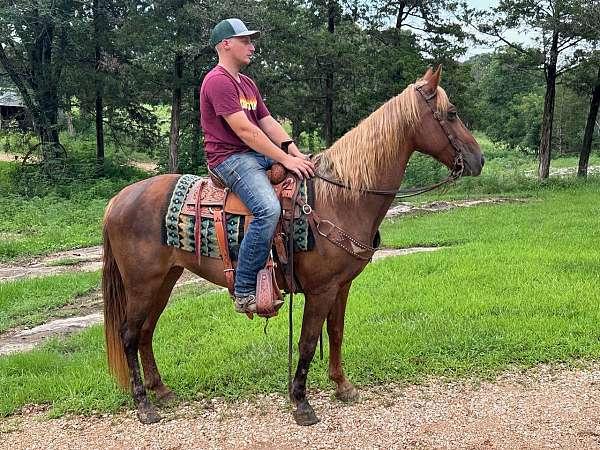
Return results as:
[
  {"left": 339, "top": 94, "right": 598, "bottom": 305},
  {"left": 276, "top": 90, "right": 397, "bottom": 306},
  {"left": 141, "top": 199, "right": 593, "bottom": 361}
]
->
[{"left": 3, "top": 364, "right": 600, "bottom": 449}]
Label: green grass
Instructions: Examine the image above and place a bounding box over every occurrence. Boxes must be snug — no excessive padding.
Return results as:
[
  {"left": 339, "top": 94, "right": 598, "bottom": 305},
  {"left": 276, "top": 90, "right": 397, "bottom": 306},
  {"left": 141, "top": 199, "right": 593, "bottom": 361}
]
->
[
  {"left": 0, "top": 154, "right": 145, "bottom": 262},
  {"left": 0, "top": 272, "right": 100, "bottom": 333},
  {"left": 1, "top": 182, "right": 600, "bottom": 417},
  {"left": 45, "top": 258, "right": 83, "bottom": 267},
  {"left": 0, "top": 195, "right": 107, "bottom": 262}
]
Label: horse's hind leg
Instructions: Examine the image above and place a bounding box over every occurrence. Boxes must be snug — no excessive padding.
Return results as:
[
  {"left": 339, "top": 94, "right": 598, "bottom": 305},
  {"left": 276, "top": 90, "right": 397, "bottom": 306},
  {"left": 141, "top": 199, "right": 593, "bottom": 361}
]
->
[
  {"left": 327, "top": 281, "right": 359, "bottom": 402},
  {"left": 139, "top": 266, "right": 183, "bottom": 404},
  {"left": 291, "top": 287, "right": 336, "bottom": 426},
  {"left": 121, "top": 277, "right": 166, "bottom": 424}
]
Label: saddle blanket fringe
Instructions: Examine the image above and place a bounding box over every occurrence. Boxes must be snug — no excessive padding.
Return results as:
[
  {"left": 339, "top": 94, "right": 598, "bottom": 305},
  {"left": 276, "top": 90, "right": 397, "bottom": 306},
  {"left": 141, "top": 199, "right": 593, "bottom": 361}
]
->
[{"left": 164, "top": 174, "right": 313, "bottom": 260}]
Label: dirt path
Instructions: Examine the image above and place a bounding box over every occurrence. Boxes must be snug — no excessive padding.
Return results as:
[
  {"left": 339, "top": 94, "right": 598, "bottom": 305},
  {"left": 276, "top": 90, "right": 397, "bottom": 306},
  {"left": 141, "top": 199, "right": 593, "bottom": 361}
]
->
[
  {"left": 2, "top": 364, "right": 600, "bottom": 449},
  {"left": 0, "top": 246, "right": 103, "bottom": 282},
  {"left": 0, "top": 151, "right": 21, "bottom": 162},
  {"left": 524, "top": 165, "right": 600, "bottom": 177},
  {"left": 0, "top": 195, "right": 509, "bottom": 283},
  {"left": 0, "top": 197, "right": 509, "bottom": 355},
  {"left": 386, "top": 197, "right": 527, "bottom": 218}
]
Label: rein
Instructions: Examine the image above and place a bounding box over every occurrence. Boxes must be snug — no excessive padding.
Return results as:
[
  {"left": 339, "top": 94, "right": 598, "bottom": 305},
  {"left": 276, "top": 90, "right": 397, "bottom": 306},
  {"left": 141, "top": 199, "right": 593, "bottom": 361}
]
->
[{"left": 314, "top": 85, "right": 465, "bottom": 199}]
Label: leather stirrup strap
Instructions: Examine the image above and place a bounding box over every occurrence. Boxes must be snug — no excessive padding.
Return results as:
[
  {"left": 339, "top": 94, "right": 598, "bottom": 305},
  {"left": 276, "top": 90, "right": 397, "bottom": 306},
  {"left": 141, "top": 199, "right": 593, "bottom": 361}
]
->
[
  {"left": 273, "top": 221, "right": 288, "bottom": 265},
  {"left": 214, "top": 201, "right": 235, "bottom": 296}
]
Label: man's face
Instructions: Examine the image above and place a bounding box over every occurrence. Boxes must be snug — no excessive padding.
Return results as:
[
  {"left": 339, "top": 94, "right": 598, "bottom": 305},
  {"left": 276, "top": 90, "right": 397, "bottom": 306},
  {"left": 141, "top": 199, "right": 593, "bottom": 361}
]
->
[{"left": 223, "top": 36, "right": 255, "bottom": 66}]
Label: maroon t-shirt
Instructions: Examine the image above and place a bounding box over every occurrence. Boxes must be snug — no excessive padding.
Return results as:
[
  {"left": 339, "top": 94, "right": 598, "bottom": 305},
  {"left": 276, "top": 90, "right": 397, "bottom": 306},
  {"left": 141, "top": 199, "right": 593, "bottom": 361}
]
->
[{"left": 200, "top": 65, "right": 270, "bottom": 168}]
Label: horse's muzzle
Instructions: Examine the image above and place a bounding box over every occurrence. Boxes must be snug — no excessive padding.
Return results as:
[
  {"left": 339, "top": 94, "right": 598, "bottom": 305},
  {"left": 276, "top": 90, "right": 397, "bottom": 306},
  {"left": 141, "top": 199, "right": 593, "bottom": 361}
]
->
[{"left": 461, "top": 149, "right": 484, "bottom": 176}]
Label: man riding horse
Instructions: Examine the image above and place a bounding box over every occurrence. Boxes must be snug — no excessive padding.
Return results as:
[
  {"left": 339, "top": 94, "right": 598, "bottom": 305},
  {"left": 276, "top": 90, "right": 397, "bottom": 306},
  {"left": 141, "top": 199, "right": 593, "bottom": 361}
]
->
[{"left": 200, "top": 18, "right": 315, "bottom": 315}]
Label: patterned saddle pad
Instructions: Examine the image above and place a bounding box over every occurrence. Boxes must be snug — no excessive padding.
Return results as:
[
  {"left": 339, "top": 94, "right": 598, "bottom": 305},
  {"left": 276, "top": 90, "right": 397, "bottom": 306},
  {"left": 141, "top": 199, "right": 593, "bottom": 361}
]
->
[{"left": 163, "top": 174, "right": 313, "bottom": 260}]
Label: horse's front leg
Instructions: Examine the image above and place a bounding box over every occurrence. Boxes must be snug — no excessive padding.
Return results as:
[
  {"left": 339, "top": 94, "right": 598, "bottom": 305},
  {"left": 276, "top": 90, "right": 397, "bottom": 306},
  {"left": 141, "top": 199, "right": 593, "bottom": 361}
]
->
[
  {"left": 291, "top": 288, "right": 335, "bottom": 426},
  {"left": 327, "top": 281, "right": 359, "bottom": 402}
]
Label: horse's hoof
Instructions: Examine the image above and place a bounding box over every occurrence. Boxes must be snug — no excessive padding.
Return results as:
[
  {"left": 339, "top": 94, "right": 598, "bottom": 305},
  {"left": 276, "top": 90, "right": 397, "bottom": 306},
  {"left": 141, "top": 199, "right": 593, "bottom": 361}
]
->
[
  {"left": 137, "top": 405, "right": 161, "bottom": 424},
  {"left": 293, "top": 406, "right": 320, "bottom": 426},
  {"left": 335, "top": 385, "right": 359, "bottom": 403}
]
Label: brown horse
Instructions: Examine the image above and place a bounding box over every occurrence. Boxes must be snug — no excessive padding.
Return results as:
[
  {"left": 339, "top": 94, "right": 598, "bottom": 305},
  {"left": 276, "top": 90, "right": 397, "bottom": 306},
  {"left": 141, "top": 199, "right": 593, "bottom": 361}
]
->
[{"left": 102, "top": 66, "right": 484, "bottom": 425}]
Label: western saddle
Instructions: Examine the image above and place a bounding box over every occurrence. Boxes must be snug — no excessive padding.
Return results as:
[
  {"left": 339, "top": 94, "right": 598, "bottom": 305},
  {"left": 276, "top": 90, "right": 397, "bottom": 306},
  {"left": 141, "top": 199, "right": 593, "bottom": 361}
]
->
[{"left": 180, "top": 161, "right": 301, "bottom": 319}]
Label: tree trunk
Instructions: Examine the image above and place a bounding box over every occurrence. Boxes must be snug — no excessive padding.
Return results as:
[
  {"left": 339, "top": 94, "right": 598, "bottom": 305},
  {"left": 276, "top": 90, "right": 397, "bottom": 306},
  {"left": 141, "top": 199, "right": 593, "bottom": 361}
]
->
[
  {"left": 291, "top": 118, "right": 302, "bottom": 145},
  {"left": 324, "top": 1, "right": 335, "bottom": 148},
  {"left": 578, "top": 65, "right": 600, "bottom": 177},
  {"left": 537, "top": 30, "right": 559, "bottom": 180},
  {"left": 65, "top": 96, "right": 75, "bottom": 136},
  {"left": 169, "top": 52, "right": 184, "bottom": 173},
  {"left": 34, "top": 19, "right": 62, "bottom": 158},
  {"left": 66, "top": 113, "right": 75, "bottom": 137},
  {"left": 395, "top": 0, "right": 407, "bottom": 28},
  {"left": 191, "top": 57, "right": 203, "bottom": 173},
  {"left": 94, "top": 0, "right": 105, "bottom": 177}
]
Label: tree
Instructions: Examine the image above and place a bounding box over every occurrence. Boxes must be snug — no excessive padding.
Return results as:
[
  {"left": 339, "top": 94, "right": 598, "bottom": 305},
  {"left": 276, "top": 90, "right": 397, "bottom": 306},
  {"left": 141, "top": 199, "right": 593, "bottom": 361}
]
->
[
  {"left": 576, "top": 60, "right": 600, "bottom": 177},
  {"left": 373, "top": 0, "right": 473, "bottom": 59},
  {"left": 575, "top": 2, "right": 600, "bottom": 177},
  {"left": 466, "top": 49, "right": 544, "bottom": 150},
  {"left": 0, "top": 0, "right": 76, "bottom": 166},
  {"left": 93, "top": 0, "right": 107, "bottom": 175},
  {"left": 478, "top": 0, "right": 593, "bottom": 179}
]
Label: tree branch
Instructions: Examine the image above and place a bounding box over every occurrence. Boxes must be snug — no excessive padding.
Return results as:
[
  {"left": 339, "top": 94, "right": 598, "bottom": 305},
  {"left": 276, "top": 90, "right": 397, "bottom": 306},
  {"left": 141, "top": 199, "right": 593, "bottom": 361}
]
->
[{"left": 557, "top": 37, "right": 584, "bottom": 53}]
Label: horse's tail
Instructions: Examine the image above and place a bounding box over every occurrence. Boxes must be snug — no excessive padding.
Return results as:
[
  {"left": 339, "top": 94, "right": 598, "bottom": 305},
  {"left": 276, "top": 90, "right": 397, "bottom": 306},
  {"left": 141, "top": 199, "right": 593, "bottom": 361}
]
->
[{"left": 102, "top": 206, "right": 129, "bottom": 388}]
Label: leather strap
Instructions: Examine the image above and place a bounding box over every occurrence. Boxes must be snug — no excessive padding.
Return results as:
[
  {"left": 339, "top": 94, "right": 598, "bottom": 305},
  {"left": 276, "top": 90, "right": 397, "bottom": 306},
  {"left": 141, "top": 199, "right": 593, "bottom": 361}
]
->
[
  {"left": 297, "top": 197, "right": 376, "bottom": 261},
  {"left": 214, "top": 198, "right": 235, "bottom": 296},
  {"left": 194, "top": 180, "right": 205, "bottom": 266},
  {"left": 273, "top": 221, "right": 288, "bottom": 265}
]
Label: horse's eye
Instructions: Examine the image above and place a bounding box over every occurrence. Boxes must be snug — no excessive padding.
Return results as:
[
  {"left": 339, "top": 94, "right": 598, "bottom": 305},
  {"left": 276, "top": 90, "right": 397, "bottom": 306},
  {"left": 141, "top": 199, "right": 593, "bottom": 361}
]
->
[{"left": 447, "top": 111, "right": 458, "bottom": 121}]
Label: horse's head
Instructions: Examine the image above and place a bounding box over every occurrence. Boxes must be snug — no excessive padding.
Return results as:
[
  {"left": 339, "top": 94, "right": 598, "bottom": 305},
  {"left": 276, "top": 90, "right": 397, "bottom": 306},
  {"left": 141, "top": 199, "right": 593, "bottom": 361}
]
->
[{"left": 411, "top": 66, "right": 484, "bottom": 177}]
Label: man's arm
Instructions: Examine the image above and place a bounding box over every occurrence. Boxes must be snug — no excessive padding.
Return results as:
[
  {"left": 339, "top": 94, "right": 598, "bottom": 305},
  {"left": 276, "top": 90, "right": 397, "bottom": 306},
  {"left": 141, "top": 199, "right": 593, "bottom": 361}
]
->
[
  {"left": 223, "top": 111, "right": 314, "bottom": 178},
  {"left": 258, "top": 115, "right": 305, "bottom": 158}
]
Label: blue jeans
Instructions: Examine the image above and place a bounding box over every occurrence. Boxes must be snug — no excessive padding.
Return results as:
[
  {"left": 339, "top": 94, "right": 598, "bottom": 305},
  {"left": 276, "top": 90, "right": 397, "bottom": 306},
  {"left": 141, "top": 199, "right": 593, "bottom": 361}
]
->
[{"left": 212, "top": 151, "right": 281, "bottom": 296}]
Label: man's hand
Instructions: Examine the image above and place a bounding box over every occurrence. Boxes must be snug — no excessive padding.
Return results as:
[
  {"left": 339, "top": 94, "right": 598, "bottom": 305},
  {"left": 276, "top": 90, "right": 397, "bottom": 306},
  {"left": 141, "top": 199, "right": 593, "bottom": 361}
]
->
[{"left": 282, "top": 154, "right": 315, "bottom": 180}]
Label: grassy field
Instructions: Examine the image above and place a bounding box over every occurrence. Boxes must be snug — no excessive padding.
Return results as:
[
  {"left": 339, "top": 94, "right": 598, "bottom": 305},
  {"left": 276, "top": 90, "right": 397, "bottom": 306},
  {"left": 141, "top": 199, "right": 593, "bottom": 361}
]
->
[
  {"left": 0, "top": 159, "right": 144, "bottom": 262},
  {"left": 0, "top": 272, "right": 101, "bottom": 333},
  {"left": 1, "top": 181, "right": 599, "bottom": 417}
]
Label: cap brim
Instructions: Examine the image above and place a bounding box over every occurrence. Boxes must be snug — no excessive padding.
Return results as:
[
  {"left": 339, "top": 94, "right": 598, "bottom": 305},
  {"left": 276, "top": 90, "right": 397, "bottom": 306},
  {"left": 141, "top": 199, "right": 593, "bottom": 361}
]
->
[{"left": 232, "top": 30, "right": 260, "bottom": 39}]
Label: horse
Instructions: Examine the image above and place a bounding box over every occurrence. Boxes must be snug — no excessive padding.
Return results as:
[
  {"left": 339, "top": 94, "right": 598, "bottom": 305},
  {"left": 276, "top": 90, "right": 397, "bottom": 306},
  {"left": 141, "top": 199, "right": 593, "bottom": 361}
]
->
[{"left": 102, "top": 66, "right": 484, "bottom": 426}]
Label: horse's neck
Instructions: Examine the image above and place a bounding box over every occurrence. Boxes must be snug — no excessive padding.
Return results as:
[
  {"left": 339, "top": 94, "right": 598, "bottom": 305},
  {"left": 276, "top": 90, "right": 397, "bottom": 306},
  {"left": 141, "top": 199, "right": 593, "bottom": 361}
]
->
[{"left": 326, "top": 146, "right": 413, "bottom": 241}]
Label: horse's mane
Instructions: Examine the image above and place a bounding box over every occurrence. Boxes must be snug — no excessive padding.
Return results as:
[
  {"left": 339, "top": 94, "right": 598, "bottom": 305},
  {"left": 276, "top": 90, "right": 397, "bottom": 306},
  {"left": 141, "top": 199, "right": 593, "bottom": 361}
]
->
[{"left": 315, "top": 81, "right": 449, "bottom": 203}]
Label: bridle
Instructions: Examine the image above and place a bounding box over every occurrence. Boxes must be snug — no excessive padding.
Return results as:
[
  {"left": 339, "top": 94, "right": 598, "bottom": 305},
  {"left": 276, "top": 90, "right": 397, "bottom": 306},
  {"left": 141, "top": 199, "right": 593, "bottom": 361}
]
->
[{"left": 314, "top": 84, "right": 465, "bottom": 199}]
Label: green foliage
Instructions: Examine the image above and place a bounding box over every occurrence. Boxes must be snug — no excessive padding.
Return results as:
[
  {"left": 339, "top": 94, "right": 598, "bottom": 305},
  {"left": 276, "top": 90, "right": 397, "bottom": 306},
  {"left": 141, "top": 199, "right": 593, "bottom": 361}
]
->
[
  {"left": 0, "top": 130, "right": 148, "bottom": 199},
  {"left": 465, "top": 49, "right": 545, "bottom": 151},
  {"left": 403, "top": 152, "right": 447, "bottom": 187}
]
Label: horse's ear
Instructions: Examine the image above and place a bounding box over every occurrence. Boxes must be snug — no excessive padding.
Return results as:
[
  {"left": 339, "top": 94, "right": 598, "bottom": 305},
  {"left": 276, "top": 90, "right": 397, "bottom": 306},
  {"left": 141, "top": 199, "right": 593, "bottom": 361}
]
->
[
  {"left": 422, "top": 66, "right": 433, "bottom": 81},
  {"left": 424, "top": 64, "right": 442, "bottom": 92}
]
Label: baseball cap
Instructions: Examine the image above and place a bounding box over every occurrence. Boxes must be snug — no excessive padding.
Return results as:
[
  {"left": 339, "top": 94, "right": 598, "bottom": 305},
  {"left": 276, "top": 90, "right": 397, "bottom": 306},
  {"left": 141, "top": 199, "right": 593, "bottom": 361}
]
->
[{"left": 210, "top": 18, "right": 260, "bottom": 46}]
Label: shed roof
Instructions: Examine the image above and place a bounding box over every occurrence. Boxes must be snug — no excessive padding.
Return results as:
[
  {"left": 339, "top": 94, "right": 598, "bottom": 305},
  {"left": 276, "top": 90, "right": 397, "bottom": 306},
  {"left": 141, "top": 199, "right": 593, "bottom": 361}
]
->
[{"left": 0, "top": 89, "right": 25, "bottom": 107}]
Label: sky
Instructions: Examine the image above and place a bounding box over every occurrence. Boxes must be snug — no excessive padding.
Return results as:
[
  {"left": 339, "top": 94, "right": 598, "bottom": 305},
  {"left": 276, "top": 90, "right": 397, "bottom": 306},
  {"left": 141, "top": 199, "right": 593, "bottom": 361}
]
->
[
  {"left": 469, "top": 0, "right": 498, "bottom": 9},
  {"left": 462, "top": 0, "right": 535, "bottom": 58}
]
